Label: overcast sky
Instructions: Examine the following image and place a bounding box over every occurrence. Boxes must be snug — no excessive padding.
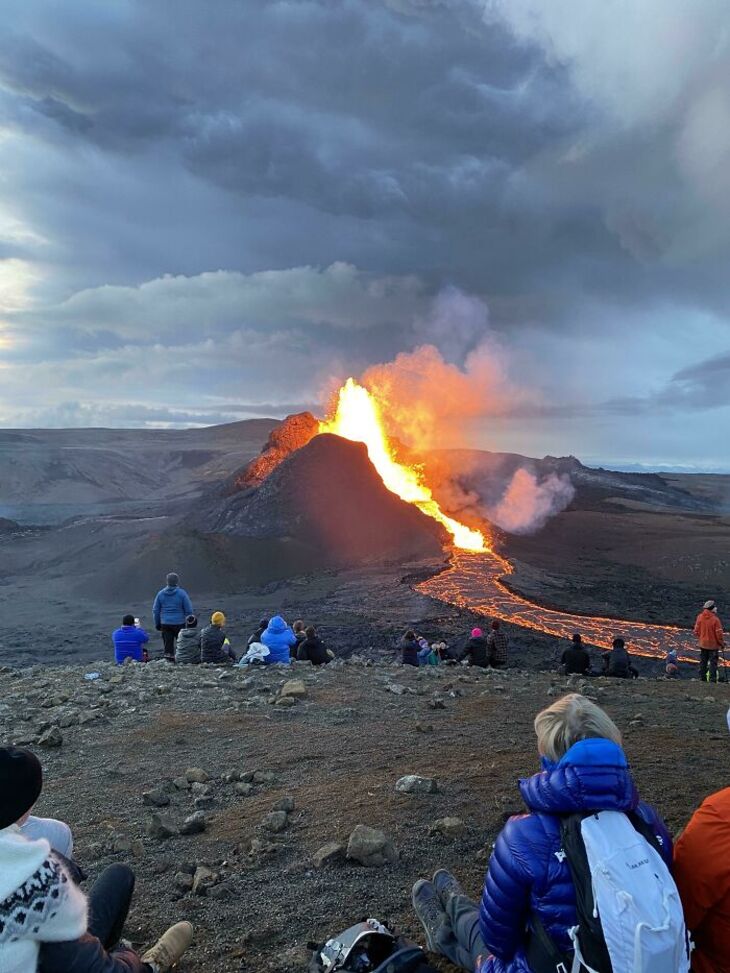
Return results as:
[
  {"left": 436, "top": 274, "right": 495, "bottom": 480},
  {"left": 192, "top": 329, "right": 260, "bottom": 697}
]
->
[{"left": 0, "top": 0, "right": 729, "bottom": 469}]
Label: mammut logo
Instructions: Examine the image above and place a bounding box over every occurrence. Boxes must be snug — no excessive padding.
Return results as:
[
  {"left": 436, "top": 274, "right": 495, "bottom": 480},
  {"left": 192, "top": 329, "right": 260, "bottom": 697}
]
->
[{"left": 555, "top": 850, "right": 566, "bottom": 863}]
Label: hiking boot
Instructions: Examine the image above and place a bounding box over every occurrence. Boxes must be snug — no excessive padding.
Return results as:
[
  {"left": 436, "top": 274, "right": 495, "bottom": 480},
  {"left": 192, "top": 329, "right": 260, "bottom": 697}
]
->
[
  {"left": 433, "top": 868, "right": 465, "bottom": 905},
  {"left": 412, "top": 879, "right": 446, "bottom": 953},
  {"left": 141, "top": 922, "right": 193, "bottom": 971}
]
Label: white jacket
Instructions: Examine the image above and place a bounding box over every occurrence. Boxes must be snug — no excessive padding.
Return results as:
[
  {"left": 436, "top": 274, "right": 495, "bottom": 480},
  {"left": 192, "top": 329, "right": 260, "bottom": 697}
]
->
[{"left": 0, "top": 825, "right": 87, "bottom": 973}]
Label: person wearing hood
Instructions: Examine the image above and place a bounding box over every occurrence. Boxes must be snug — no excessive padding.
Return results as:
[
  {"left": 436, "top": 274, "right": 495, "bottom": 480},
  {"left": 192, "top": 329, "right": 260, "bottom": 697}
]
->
[
  {"left": 175, "top": 615, "right": 201, "bottom": 664},
  {"left": 398, "top": 630, "right": 419, "bottom": 667},
  {"left": 152, "top": 573, "right": 193, "bottom": 663},
  {"left": 261, "top": 615, "right": 296, "bottom": 665},
  {"left": 112, "top": 615, "right": 149, "bottom": 665},
  {"left": 411, "top": 693, "right": 672, "bottom": 973},
  {"left": 247, "top": 618, "right": 269, "bottom": 647},
  {"left": 200, "top": 612, "right": 236, "bottom": 665},
  {"left": 297, "top": 626, "right": 332, "bottom": 666},
  {"left": 292, "top": 620, "right": 307, "bottom": 659},
  {"left": 462, "top": 628, "right": 488, "bottom": 668},
  {"left": 694, "top": 599, "right": 725, "bottom": 683}
]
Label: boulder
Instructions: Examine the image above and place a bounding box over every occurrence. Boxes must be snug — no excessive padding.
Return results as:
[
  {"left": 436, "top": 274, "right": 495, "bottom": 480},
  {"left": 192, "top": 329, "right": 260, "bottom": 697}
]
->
[
  {"left": 180, "top": 812, "right": 208, "bottom": 835},
  {"left": 145, "top": 813, "right": 178, "bottom": 840},
  {"left": 142, "top": 787, "right": 170, "bottom": 808},
  {"left": 234, "top": 782, "right": 254, "bottom": 797},
  {"left": 280, "top": 679, "right": 307, "bottom": 699},
  {"left": 312, "top": 842, "right": 345, "bottom": 869},
  {"left": 192, "top": 865, "right": 217, "bottom": 896},
  {"left": 429, "top": 817, "right": 465, "bottom": 838},
  {"left": 273, "top": 796, "right": 295, "bottom": 813},
  {"left": 346, "top": 825, "right": 398, "bottom": 867},
  {"left": 395, "top": 775, "right": 439, "bottom": 795},
  {"left": 38, "top": 726, "right": 62, "bottom": 748},
  {"left": 185, "top": 767, "right": 209, "bottom": 784},
  {"left": 262, "top": 811, "right": 288, "bottom": 833}
]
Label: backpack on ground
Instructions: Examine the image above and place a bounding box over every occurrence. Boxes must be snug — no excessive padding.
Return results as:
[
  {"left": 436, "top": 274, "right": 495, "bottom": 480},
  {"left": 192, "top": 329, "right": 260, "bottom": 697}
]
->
[{"left": 527, "top": 810, "right": 691, "bottom": 973}]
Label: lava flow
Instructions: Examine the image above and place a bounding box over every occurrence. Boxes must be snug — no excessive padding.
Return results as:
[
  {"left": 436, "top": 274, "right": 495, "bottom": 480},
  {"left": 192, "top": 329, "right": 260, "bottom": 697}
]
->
[{"left": 320, "top": 378, "right": 487, "bottom": 552}]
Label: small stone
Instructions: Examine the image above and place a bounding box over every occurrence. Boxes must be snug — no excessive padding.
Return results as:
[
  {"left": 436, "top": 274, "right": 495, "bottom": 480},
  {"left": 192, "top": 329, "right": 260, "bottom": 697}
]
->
[
  {"left": 253, "top": 770, "right": 277, "bottom": 784},
  {"left": 312, "top": 842, "right": 345, "bottom": 868},
  {"left": 346, "top": 825, "right": 398, "bottom": 867},
  {"left": 174, "top": 871, "right": 194, "bottom": 892},
  {"left": 429, "top": 817, "right": 466, "bottom": 838},
  {"left": 387, "top": 683, "right": 407, "bottom": 696},
  {"left": 190, "top": 782, "right": 211, "bottom": 796},
  {"left": 180, "top": 812, "right": 207, "bottom": 835},
  {"left": 38, "top": 726, "right": 63, "bottom": 747},
  {"left": 280, "top": 679, "right": 307, "bottom": 699},
  {"left": 273, "top": 796, "right": 295, "bottom": 813},
  {"left": 222, "top": 771, "right": 242, "bottom": 783},
  {"left": 194, "top": 796, "right": 216, "bottom": 811},
  {"left": 234, "top": 782, "right": 254, "bottom": 797},
  {"left": 185, "top": 767, "right": 209, "bottom": 784},
  {"left": 262, "top": 810, "right": 288, "bottom": 833},
  {"left": 428, "top": 695, "right": 446, "bottom": 710},
  {"left": 173, "top": 777, "right": 191, "bottom": 791},
  {"left": 130, "top": 840, "right": 144, "bottom": 857},
  {"left": 415, "top": 721, "right": 434, "bottom": 733},
  {"left": 145, "top": 813, "right": 178, "bottom": 840},
  {"left": 192, "top": 865, "right": 217, "bottom": 896},
  {"left": 275, "top": 696, "right": 297, "bottom": 708},
  {"left": 395, "top": 775, "right": 439, "bottom": 795},
  {"left": 142, "top": 787, "right": 170, "bottom": 808}
]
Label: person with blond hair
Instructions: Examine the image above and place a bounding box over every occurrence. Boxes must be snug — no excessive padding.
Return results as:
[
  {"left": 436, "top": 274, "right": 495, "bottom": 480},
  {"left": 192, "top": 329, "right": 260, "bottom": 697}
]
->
[{"left": 412, "top": 694, "right": 674, "bottom": 973}]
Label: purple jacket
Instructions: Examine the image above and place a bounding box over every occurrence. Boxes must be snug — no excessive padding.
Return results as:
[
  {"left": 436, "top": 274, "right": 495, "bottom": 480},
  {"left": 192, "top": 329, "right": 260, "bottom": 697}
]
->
[{"left": 476, "top": 738, "right": 672, "bottom": 973}]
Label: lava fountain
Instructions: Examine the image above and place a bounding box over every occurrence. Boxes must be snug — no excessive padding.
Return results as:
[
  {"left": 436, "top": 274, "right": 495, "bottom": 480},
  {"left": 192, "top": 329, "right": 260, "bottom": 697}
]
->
[{"left": 320, "top": 378, "right": 487, "bottom": 552}]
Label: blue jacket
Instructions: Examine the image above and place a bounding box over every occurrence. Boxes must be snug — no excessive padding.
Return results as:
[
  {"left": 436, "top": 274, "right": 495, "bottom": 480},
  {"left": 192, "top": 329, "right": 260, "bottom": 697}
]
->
[
  {"left": 112, "top": 625, "right": 149, "bottom": 664},
  {"left": 152, "top": 585, "right": 193, "bottom": 626},
  {"left": 477, "top": 739, "right": 672, "bottom": 973},
  {"left": 260, "top": 616, "right": 295, "bottom": 665}
]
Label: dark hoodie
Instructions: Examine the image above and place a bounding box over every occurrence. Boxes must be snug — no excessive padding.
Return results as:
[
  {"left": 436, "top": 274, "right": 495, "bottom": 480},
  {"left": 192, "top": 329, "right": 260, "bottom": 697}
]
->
[{"left": 297, "top": 636, "right": 330, "bottom": 666}]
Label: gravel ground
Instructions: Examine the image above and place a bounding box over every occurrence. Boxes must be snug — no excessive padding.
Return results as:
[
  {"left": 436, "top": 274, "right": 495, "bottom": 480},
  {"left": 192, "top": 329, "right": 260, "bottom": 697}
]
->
[{"left": 2, "top": 655, "right": 729, "bottom": 972}]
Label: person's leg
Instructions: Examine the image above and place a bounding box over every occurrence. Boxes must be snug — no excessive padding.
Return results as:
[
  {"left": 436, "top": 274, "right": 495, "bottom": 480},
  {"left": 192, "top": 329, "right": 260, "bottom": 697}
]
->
[
  {"left": 87, "top": 863, "right": 136, "bottom": 948},
  {"left": 413, "top": 879, "right": 486, "bottom": 972},
  {"left": 161, "top": 626, "right": 177, "bottom": 661},
  {"left": 700, "top": 650, "right": 709, "bottom": 681},
  {"left": 20, "top": 816, "right": 74, "bottom": 858},
  {"left": 709, "top": 651, "right": 719, "bottom": 683}
]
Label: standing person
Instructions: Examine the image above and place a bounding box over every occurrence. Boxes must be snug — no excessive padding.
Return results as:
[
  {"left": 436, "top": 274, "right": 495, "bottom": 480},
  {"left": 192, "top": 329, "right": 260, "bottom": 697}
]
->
[
  {"left": 297, "top": 626, "right": 332, "bottom": 666},
  {"left": 112, "top": 615, "right": 150, "bottom": 665},
  {"left": 175, "top": 615, "right": 201, "bottom": 665},
  {"left": 462, "top": 628, "right": 488, "bottom": 668},
  {"left": 411, "top": 694, "right": 684, "bottom": 973},
  {"left": 260, "top": 615, "right": 297, "bottom": 665},
  {"left": 486, "top": 620, "right": 508, "bottom": 668},
  {"left": 200, "top": 612, "right": 237, "bottom": 665},
  {"left": 398, "top": 630, "right": 419, "bottom": 667},
  {"left": 560, "top": 633, "right": 591, "bottom": 675},
  {"left": 694, "top": 599, "right": 725, "bottom": 683},
  {"left": 152, "top": 573, "right": 193, "bottom": 663}
]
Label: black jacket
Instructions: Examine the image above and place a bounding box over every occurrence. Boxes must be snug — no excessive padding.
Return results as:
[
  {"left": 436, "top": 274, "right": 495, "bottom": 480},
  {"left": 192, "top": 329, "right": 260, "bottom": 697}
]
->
[
  {"left": 40, "top": 935, "right": 146, "bottom": 973},
  {"left": 561, "top": 645, "right": 591, "bottom": 674},
  {"left": 463, "top": 635, "right": 488, "bottom": 668},
  {"left": 297, "top": 636, "right": 330, "bottom": 666},
  {"left": 200, "top": 624, "right": 233, "bottom": 664},
  {"left": 604, "top": 645, "right": 631, "bottom": 677},
  {"left": 398, "top": 637, "right": 419, "bottom": 666}
]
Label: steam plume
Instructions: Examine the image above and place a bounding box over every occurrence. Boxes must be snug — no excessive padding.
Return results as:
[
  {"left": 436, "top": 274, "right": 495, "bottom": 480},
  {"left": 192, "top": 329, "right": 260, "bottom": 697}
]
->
[{"left": 489, "top": 469, "right": 575, "bottom": 534}]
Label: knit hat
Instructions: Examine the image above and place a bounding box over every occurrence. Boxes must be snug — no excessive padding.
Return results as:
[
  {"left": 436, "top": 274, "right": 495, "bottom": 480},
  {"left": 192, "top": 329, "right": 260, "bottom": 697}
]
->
[
  {"left": 704, "top": 600, "right": 716, "bottom": 610},
  {"left": 211, "top": 611, "right": 226, "bottom": 626},
  {"left": 186, "top": 615, "right": 197, "bottom": 628},
  {"left": 471, "top": 627, "right": 482, "bottom": 638},
  {"left": 0, "top": 748, "right": 43, "bottom": 829},
  {"left": 166, "top": 572, "right": 179, "bottom": 586},
  {"left": 122, "top": 614, "right": 135, "bottom": 626}
]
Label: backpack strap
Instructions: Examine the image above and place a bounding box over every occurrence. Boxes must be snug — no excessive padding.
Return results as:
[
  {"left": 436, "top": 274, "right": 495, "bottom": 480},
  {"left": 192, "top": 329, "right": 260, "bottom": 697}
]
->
[{"left": 524, "top": 915, "right": 573, "bottom": 973}]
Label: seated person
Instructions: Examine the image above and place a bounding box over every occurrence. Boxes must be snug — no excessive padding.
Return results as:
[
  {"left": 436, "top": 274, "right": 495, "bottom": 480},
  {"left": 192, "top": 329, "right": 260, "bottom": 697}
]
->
[
  {"left": 665, "top": 648, "right": 680, "bottom": 678},
  {"left": 602, "top": 637, "right": 639, "bottom": 679},
  {"left": 247, "top": 617, "right": 269, "bottom": 647},
  {"left": 200, "top": 612, "right": 237, "bottom": 665},
  {"left": 411, "top": 694, "right": 676, "bottom": 973},
  {"left": 486, "top": 621, "right": 508, "bottom": 668},
  {"left": 560, "top": 633, "right": 591, "bottom": 675},
  {"left": 398, "top": 630, "right": 420, "bottom": 667},
  {"left": 291, "top": 620, "right": 307, "bottom": 658},
  {"left": 112, "top": 615, "right": 149, "bottom": 665},
  {"left": 297, "top": 626, "right": 333, "bottom": 665},
  {"left": 260, "top": 615, "right": 297, "bottom": 665},
  {"left": 0, "top": 746, "right": 193, "bottom": 973},
  {"left": 175, "top": 615, "right": 201, "bottom": 664},
  {"left": 462, "top": 628, "right": 488, "bottom": 668}
]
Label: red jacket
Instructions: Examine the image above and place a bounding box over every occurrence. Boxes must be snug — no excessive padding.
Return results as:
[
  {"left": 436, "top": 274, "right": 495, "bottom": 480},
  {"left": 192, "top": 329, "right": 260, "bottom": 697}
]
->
[
  {"left": 674, "top": 787, "right": 730, "bottom": 973},
  {"left": 694, "top": 609, "right": 724, "bottom": 650}
]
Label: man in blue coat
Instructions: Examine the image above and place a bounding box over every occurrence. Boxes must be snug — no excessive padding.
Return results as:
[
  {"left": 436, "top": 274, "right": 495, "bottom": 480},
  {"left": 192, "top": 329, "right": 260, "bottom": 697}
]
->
[
  {"left": 152, "top": 573, "right": 193, "bottom": 662},
  {"left": 112, "top": 615, "right": 149, "bottom": 665}
]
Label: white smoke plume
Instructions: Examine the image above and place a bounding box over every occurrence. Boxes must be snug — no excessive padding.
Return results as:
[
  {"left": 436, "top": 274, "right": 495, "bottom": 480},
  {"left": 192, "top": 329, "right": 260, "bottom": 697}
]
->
[{"left": 488, "top": 468, "right": 575, "bottom": 534}]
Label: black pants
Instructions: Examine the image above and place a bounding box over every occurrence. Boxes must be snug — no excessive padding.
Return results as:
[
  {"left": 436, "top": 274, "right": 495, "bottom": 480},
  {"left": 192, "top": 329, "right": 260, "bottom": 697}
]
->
[
  {"left": 160, "top": 624, "right": 182, "bottom": 661},
  {"left": 700, "top": 649, "right": 719, "bottom": 683}
]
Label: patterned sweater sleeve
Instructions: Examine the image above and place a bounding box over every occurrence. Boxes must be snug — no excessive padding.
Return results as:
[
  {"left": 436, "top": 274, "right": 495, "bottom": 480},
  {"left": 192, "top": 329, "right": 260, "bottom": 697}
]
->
[{"left": 33, "top": 856, "right": 88, "bottom": 942}]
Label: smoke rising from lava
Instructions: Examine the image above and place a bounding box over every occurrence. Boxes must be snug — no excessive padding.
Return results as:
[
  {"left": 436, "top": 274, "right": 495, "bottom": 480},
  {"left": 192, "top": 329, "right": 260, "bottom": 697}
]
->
[{"left": 488, "top": 468, "right": 576, "bottom": 534}]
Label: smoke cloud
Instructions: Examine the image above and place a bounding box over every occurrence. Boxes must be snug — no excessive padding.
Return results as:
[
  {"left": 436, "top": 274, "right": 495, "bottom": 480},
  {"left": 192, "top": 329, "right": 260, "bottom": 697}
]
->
[{"left": 488, "top": 468, "right": 576, "bottom": 534}]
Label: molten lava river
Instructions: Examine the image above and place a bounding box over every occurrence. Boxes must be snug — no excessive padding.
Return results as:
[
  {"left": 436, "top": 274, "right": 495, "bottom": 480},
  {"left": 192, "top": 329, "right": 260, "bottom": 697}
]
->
[{"left": 322, "top": 378, "right": 695, "bottom": 662}]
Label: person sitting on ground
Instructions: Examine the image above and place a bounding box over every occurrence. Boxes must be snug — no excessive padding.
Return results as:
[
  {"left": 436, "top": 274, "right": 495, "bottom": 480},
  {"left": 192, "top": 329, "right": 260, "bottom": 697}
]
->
[
  {"left": 200, "top": 611, "right": 237, "bottom": 665},
  {"left": 423, "top": 642, "right": 445, "bottom": 666},
  {"left": 486, "top": 620, "right": 508, "bottom": 668},
  {"left": 417, "top": 637, "right": 433, "bottom": 666},
  {"left": 175, "top": 615, "right": 201, "bottom": 664},
  {"left": 112, "top": 614, "right": 149, "bottom": 665},
  {"left": 152, "top": 572, "right": 193, "bottom": 663},
  {"left": 0, "top": 747, "right": 193, "bottom": 973},
  {"left": 247, "top": 617, "right": 269, "bottom": 647},
  {"left": 398, "top": 630, "right": 420, "bottom": 667},
  {"left": 665, "top": 647, "right": 680, "bottom": 679},
  {"left": 462, "top": 627, "right": 488, "bottom": 668},
  {"left": 297, "top": 626, "right": 333, "bottom": 666},
  {"left": 411, "top": 694, "right": 677, "bottom": 973},
  {"left": 673, "top": 735, "right": 730, "bottom": 973},
  {"left": 291, "top": 619, "right": 307, "bottom": 659},
  {"left": 602, "top": 636, "right": 639, "bottom": 678},
  {"left": 694, "top": 599, "right": 724, "bottom": 683},
  {"left": 560, "top": 632, "right": 592, "bottom": 675},
  {"left": 261, "top": 615, "right": 296, "bottom": 665}
]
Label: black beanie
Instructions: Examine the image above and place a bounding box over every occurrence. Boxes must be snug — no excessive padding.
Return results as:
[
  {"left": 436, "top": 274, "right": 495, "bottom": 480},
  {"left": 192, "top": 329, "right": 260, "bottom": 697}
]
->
[
  {"left": 122, "top": 614, "right": 135, "bottom": 626},
  {"left": 0, "top": 748, "right": 43, "bottom": 829}
]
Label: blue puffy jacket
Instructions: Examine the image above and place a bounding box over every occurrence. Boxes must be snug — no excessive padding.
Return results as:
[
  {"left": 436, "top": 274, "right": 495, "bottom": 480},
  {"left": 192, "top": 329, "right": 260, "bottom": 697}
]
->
[
  {"left": 152, "top": 585, "right": 193, "bottom": 626},
  {"left": 111, "top": 625, "right": 149, "bottom": 664},
  {"left": 260, "top": 616, "right": 295, "bottom": 665},
  {"left": 477, "top": 738, "right": 672, "bottom": 973}
]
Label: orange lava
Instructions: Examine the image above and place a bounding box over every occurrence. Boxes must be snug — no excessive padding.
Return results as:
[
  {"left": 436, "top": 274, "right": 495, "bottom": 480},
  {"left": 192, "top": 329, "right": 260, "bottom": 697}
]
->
[{"left": 417, "top": 551, "right": 696, "bottom": 662}]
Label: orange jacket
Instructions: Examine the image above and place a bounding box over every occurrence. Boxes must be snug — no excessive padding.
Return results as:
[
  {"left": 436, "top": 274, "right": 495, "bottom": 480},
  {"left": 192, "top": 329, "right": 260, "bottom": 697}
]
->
[
  {"left": 674, "top": 787, "right": 730, "bottom": 973},
  {"left": 694, "top": 609, "right": 724, "bottom": 650}
]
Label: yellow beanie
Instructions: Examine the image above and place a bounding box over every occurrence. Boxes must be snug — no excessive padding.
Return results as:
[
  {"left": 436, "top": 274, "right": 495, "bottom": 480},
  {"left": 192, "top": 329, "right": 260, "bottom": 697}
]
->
[{"left": 211, "top": 611, "right": 226, "bottom": 626}]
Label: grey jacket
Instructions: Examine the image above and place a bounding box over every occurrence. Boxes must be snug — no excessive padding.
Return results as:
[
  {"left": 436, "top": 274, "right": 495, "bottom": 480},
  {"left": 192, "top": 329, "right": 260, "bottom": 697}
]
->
[{"left": 176, "top": 627, "right": 201, "bottom": 664}]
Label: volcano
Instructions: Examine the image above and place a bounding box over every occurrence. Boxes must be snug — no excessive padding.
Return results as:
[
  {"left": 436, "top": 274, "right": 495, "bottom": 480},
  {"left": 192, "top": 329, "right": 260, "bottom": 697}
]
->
[{"left": 194, "top": 432, "right": 446, "bottom": 565}]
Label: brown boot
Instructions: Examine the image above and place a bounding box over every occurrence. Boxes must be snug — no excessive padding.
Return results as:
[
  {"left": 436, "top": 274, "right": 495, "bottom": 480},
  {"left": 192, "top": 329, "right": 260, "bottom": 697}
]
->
[{"left": 141, "top": 921, "right": 193, "bottom": 971}]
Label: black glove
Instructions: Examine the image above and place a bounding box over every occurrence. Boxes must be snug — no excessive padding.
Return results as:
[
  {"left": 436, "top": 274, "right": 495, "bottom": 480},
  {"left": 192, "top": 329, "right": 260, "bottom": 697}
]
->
[{"left": 155, "top": 623, "right": 162, "bottom": 631}]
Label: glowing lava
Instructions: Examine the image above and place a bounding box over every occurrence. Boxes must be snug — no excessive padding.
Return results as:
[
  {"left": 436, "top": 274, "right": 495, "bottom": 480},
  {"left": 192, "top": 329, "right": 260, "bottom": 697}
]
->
[{"left": 321, "top": 378, "right": 487, "bottom": 552}]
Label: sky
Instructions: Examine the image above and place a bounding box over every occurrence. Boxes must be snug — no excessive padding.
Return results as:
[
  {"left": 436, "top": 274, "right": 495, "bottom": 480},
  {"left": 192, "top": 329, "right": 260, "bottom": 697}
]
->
[{"left": 0, "top": 0, "right": 729, "bottom": 469}]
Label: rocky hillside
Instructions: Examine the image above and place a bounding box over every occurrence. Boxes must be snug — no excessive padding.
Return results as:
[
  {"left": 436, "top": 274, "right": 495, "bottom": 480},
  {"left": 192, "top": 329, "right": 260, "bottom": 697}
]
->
[{"left": 3, "top": 658, "right": 728, "bottom": 972}]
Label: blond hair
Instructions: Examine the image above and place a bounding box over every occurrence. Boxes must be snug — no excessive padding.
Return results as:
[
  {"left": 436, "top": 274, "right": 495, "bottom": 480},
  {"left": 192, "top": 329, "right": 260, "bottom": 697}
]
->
[{"left": 535, "top": 693, "right": 622, "bottom": 762}]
